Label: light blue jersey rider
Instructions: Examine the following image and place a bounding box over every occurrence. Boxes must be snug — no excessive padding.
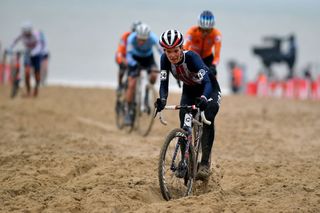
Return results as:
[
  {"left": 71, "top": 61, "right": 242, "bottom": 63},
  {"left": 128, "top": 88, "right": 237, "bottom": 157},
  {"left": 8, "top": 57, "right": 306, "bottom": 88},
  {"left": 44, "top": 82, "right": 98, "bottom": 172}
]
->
[
  {"left": 123, "top": 23, "right": 163, "bottom": 126},
  {"left": 126, "top": 24, "right": 163, "bottom": 77}
]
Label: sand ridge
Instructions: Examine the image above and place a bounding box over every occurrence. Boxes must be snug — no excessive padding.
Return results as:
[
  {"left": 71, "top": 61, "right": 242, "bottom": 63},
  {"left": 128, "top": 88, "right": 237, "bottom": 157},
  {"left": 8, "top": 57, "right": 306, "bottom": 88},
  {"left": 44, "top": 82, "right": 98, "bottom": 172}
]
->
[{"left": 0, "top": 86, "right": 319, "bottom": 212}]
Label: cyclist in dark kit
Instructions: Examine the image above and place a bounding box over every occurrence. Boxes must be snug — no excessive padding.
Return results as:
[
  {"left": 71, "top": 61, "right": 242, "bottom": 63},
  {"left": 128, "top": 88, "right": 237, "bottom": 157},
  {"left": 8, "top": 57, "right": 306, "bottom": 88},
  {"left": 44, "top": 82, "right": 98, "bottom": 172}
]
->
[{"left": 155, "top": 29, "right": 221, "bottom": 180}]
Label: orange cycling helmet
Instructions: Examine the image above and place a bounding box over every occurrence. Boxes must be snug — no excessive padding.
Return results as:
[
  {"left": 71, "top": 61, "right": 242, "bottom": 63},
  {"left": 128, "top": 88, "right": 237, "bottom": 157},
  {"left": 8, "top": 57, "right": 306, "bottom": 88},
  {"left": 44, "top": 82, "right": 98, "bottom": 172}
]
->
[{"left": 159, "top": 29, "right": 184, "bottom": 49}]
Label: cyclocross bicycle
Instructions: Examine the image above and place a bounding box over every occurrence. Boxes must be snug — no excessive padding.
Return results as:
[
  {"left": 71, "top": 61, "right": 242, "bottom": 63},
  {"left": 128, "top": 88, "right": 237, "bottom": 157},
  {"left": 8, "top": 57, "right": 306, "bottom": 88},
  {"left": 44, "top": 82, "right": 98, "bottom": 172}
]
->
[
  {"left": 3, "top": 49, "right": 23, "bottom": 98},
  {"left": 115, "top": 67, "right": 157, "bottom": 136},
  {"left": 155, "top": 103, "right": 211, "bottom": 200}
]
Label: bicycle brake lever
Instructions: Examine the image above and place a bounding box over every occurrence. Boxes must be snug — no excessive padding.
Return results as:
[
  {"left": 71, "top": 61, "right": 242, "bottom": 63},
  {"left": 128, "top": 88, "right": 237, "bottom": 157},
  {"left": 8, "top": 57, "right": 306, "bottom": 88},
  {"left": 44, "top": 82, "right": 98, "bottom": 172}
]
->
[
  {"left": 159, "top": 112, "right": 168, "bottom": 125},
  {"left": 153, "top": 108, "right": 158, "bottom": 118}
]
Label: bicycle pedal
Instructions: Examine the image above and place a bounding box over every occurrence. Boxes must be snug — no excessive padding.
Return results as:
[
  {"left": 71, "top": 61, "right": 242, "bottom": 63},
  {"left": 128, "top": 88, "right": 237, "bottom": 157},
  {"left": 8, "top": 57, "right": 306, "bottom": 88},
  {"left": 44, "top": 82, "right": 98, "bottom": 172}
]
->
[
  {"left": 174, "top": 161, "right": 187, "bottom": 178},
  {"left": 175, "top": 169, "right": 187, "bottom": 178}
]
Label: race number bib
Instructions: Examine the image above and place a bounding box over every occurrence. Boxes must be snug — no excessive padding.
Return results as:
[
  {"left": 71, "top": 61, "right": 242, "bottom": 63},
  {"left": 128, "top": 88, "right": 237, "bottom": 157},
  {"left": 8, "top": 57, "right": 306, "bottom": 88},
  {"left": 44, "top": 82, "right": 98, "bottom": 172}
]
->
[
  {"left": 197, "top": 69, "right": 206, "bottom": 80},
  {"left": 160, "top": 70, "right": 167, "bottom": 81},
  {"left": 184, "top": 113, "right": 192, "bottom": 127}
]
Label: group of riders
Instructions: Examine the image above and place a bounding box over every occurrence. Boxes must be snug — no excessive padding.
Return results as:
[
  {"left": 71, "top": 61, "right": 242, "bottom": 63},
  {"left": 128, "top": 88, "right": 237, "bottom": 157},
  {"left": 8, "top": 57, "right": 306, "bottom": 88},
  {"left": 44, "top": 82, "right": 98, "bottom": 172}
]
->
[
  {"left": 6, "top": 10, "right": 222, "bottom": 180},
  {"left": 6, "top": 21, "right": 49, "bottom": 97},
  {"left": 115, "top": 10, "right": 222, "bottom": 180}
]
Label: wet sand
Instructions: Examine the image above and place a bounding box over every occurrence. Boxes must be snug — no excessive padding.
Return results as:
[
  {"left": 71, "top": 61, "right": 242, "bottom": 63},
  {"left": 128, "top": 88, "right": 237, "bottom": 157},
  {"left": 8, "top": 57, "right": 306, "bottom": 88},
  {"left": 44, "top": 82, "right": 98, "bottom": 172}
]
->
[{"left": 0, "top": 86, "right": 319, "bottom": 212}]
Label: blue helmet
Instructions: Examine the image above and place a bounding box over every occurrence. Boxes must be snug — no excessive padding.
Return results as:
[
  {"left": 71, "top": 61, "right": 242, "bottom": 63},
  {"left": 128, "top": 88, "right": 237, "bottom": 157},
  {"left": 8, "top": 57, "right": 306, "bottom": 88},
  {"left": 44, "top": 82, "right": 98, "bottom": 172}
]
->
[{"left": 198, "top": 10, "right": 215, "bottom": 29}]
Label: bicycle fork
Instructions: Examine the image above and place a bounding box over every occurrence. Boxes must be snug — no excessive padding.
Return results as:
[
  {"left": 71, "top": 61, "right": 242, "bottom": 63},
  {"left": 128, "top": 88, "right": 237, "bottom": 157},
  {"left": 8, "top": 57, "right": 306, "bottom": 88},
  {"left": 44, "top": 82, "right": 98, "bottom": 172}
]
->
[{"left": 170, "top": 136, "right": 192, "bottom": 178}]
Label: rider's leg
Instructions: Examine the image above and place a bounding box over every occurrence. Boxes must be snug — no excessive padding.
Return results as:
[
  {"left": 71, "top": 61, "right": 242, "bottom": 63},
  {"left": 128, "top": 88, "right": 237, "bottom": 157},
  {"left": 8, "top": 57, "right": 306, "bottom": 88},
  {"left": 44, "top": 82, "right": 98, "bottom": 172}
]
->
[
  {"left": 200, "top": 92, "right": 220, "bottom": 167},
  {"left": 124, "top": 65, "right": 139, "bottom": 125},
  {"left": 24, "top": 55, "right": 32, "bottom": 96},
  {"left": 34, "top": 71, "right": 40, "bottom": 97},
  {"left": 200, "top": 127, "right": 214, "bottom": 168},
  {"left": 117, "top": 65, "right": 127, "bottom": 96},
  {"left": 196, "top": 100, "right": 219, "bottom": 180},
  {"left": 118, "top": 63, "right": 127, "bottom": 88},
  {"left": 40, "top": 56, "right": 48, "bottom": 86},
  {"left": 148, "top": 68, "right": 158, "bottom": 85},
  {"left": 125, "top": 76, "right": 137, "bottom": 104},
  {"left": 178, "top": 87, "right": 195, "bottom": 158},
  {"left": 24, "top": 65, "right": 31, "bottom": 96},
  {"left": 144, "top": 69, "right": 158, "bottom": 109},
  {"left": 31, "top": 55, "right": 42, "bottom": 97},
  {"left": 197, "top": 79, "right": 221, "bottom": 179}
]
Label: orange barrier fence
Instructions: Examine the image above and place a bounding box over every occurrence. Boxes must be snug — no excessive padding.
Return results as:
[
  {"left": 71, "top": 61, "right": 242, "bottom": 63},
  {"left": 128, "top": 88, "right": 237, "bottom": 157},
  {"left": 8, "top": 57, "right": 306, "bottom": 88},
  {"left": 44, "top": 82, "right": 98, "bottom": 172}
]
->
[
  {"left": 246, "top": 77, "right": 320, "bottom": 100},
  {"left": 0, "top": 63, "right": 11, "bottom": 85}
]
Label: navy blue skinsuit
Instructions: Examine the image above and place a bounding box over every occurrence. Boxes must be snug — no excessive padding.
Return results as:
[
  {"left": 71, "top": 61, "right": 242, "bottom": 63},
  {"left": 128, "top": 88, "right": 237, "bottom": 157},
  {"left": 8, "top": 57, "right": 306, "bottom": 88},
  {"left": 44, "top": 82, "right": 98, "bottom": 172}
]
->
[{"left": 159, "top": 50, "right": 221, "bottom": 166}]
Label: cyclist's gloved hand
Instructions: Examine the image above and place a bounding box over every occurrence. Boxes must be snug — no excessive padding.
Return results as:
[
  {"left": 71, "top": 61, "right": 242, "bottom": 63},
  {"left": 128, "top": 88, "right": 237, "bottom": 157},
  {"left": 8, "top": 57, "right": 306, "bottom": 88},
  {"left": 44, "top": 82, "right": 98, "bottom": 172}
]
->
[
  {"left": 209, "top": 64, "right": 217, "bottom": 77},
  {"left": 155, "top": 98, "right": 166, "bottom": 112},
  {"left": 119, "top": 62, "right": 127, "bottom": 70},
  {"left": 196, "top": 95, "right": 208, "bottom": 111}
]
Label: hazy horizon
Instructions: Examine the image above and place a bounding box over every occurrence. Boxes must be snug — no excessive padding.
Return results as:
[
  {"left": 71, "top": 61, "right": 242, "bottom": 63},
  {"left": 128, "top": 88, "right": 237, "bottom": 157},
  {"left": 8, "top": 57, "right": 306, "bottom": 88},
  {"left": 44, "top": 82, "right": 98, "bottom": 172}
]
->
[{"left": 1, "top": 0, "right": 320, "bottom": 92}]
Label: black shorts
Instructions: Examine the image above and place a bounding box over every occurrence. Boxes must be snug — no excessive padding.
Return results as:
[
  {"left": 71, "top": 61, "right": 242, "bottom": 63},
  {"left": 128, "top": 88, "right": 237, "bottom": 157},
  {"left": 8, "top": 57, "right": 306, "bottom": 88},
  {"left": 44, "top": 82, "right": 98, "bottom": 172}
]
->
[
  {"left": 42, "top": 53, "right": 50, "bottom": 60},
  {"left": 24, "top": 54, "right": 42, "bottom": 73},
  {"left": 128, "top": 54, "right": 158, "bottom": 77}
]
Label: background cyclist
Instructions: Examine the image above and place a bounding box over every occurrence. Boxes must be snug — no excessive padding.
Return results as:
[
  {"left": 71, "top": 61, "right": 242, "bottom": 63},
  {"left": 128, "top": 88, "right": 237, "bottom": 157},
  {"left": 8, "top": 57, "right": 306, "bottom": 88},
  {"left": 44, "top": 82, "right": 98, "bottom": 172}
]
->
[
  {"left": 184, "top": 10, "right": 222, "bottom": 77},
  {"left": 115, "top": 20, "right": 141, "bottom": 94},
  {"left": 156, "top": 29, "right": 221, "bottom": 180},
  {"left": 39, "top": 31, "right": 49, "bottom": 86},
  {"left": 124, "top": 23, "right": 163, "bottom": 125},
  {"left": 9, "top": 21, "right": 45, "bottom": 97}
]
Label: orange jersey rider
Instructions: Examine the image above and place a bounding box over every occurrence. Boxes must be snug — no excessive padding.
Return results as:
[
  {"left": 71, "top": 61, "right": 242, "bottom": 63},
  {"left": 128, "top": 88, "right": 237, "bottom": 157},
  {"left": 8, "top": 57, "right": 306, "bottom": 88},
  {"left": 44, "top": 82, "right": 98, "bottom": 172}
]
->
[
  {"left": 184, "top": 10, "right": 222, "bottom": 76},
  {"left": 115, "top": 21, "right": 141, "bottom": 92},
  {"left": 115, "top": 31, "right": 131, "bottom": 65}
]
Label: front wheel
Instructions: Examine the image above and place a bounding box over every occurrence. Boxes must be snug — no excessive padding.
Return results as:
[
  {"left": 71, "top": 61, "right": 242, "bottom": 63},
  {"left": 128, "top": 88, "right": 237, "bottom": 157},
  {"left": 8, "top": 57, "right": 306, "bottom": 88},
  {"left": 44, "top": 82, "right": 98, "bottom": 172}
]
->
[
  {"left": 10, "top": 69, "right": 20, "bottom": 99},
  {"left": 136, "top": 84, "right": 157, "bottom": 137},
  {"left": 158, "top": 128, "right": 196, "bottom": 200},
  {"left": 115, "top": 91, "right": 125, "bottom": 130}
]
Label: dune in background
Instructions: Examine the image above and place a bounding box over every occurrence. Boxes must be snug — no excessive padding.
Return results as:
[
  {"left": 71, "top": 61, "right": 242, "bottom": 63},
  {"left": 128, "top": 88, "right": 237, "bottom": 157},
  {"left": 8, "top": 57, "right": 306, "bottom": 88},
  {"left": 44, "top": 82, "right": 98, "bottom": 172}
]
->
[{"left": 0, "top": 86, "right": 319, "bottom": 212}]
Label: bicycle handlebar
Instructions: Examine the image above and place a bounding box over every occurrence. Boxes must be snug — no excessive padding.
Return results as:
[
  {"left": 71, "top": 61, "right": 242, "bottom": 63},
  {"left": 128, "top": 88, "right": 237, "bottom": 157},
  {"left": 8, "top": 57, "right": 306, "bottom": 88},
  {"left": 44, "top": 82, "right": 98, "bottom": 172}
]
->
[
  {"left": 4, "top": 49, "right": 24, "bottom": 56},
  {"left": 156, "top": 105, "right": 211, "bottom": 126}
]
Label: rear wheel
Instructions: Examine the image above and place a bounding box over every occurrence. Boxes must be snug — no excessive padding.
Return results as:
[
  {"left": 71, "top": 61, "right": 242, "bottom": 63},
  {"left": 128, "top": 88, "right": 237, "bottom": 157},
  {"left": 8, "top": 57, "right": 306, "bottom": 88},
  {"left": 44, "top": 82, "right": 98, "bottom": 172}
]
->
[{"left": 158, "top": 128, "right": 196, "bottom": 200}]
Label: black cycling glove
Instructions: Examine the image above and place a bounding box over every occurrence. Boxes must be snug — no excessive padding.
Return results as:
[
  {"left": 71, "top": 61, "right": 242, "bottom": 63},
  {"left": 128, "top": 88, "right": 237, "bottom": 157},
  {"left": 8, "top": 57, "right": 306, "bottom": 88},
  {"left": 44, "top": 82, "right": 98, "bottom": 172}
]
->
[
  {"left": 209, "top": 64, "right": 217, "bottom": 77},
  {"left": 154, "top": 98, "right": 167, "bottom": 112},
  {"left": 196, "top": 96, "right": 208, "bottom": 111},
  {"left": 119, "top": 62, "right": 127, "bottom": 70}
]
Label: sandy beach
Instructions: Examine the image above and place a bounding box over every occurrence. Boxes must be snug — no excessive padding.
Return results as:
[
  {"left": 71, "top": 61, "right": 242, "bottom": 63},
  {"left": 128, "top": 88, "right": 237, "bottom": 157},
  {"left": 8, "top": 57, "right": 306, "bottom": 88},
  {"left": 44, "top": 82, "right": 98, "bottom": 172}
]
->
[{"left": 0, "top": 86, "right": 319, "bottom": 212}]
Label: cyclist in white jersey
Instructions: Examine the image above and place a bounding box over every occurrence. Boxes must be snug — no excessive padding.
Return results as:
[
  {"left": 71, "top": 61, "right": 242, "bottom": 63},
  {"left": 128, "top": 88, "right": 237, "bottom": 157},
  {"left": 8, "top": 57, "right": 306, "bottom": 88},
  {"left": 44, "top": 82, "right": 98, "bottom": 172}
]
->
[
  {"left": 39, "top": 31, "right": 49, "bottom": 85},
  {"left": 9, "top": 21, "right": 45, "bottom": 97}
]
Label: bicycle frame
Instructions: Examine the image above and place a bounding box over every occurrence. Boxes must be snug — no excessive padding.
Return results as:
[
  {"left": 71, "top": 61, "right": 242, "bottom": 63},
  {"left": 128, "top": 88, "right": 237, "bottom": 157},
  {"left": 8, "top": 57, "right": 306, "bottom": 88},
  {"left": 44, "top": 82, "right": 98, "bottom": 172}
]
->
[
  {"left": 158, "top": 105, "right": 211, "bottom": 174},
  {"left": 157, "top": 105, "right": 212, "bottom": 200},
  {"left": 134, "top": 67, "right": 157, "bottom": 113},
  {"left": 129, "top": 67, "right": 157, "bottom": 136},
  {"left": 134, "top": 67, "right": 150, "bottom": 123}
]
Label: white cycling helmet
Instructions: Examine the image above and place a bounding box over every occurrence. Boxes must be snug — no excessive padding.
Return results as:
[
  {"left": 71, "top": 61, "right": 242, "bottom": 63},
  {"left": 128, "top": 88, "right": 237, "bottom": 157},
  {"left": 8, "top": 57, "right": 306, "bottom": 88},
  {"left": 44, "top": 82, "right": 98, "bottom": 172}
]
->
[
  {"left": 136, "top": 23, "right": 150, "bottom": 40},
  {"left": 159, "top": 29, "right": 184, "bottom": 49},
  {"left": 198, "top": 10, "right": 215, "bottom": 29},
  {"left": 21, "top": 21, "right": 33, "bottom": 34}
]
